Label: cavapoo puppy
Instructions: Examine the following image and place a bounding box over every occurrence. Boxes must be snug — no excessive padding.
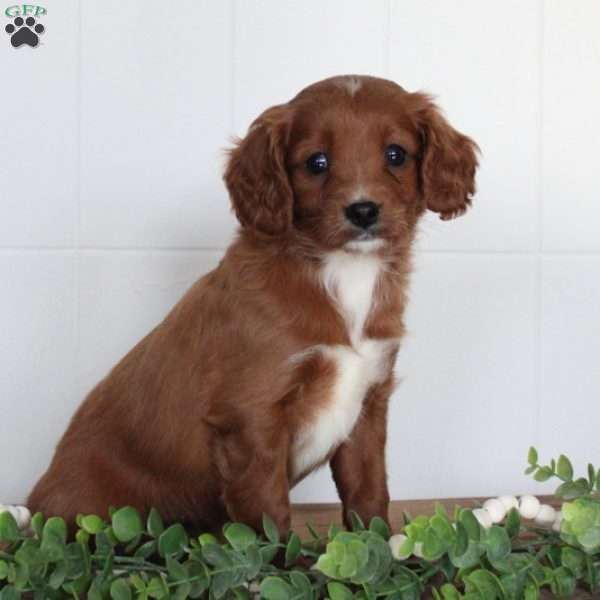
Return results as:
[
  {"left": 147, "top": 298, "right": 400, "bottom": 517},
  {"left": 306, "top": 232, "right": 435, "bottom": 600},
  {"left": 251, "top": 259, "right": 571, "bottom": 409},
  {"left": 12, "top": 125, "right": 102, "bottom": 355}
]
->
[{"left": 28, "top": 75, "right": 478, "bottom": 533}]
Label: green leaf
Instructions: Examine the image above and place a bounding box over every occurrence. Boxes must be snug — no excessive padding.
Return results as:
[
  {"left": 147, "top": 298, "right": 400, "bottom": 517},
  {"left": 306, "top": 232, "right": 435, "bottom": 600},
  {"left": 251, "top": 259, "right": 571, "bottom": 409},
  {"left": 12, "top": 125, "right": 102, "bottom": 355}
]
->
[
  {"left": 524, "top": 582, "right": 539, "bottom": 600},
  {"left": 524, "top": 465, "right": 537, "bottom": 475},
  {"left": 528, "top": 447, "right": 538, "bottom": 465},
  {"left": 65, "top": 541, "right": 91, "bottom": 579},
  {"left": 328, "top": 581, "right": 354, "bottom": 600},
  {"left": 285, "top": 532, "right": 301, "bottom": 567},
  {"left": 349, "top": 511, "right": 365, "bottom": 532},
  {"left": 505, "top": 508, "right": 521, "bottom": 539},
  {"left": 556, "top": 478, "right": 591, "bottom": 500},
  {"left": 440, "top": 583, "right": 461, "bottom": 600},
  {"left": 30, "top": 512, "right": 44, "bottom": 538},
  {"left": 187, "top": 561, "right": 210, "bottom": 598},
  {"left": 147, "top": 508, "right": 164, "bottom": 538},
  {"left": 534, "top": 466, "right": 553, "bottom": 482},
  {"left": 596, "top": 468, "right": 600, "bottom": 492},
  {"left": 88, "top": 579, "right": 105, "bottom": 600},
  {"left": 422, "top": 528, "right": 447, "bottom": 561},
  {"left": 485, "top": 526, "right": 511, "bottom": 562},
  {"left": 198, "top": 533, "right": 218, "bottom": 546},
  {"left": 368, "top": 516, "right": 390, "bottom": 540},
  {"left": 41, "top": 520, "right": 67, "bottom": 562},
  {"left": 339, "top": 550, "right": 359, "bottom": 578},
  {"left": 561, "top": 547, "right": 585, "bottom": 577},
  {"left": 260, "top": 576, "right": 293, "bottom": 600},
  {"left": 551, "top": 566, "right": 576, "bottom": 597},
  {"left": 48, "top": 561, "right": 67, "bottom": 590},
  {"left": 147, "top": 576, "right": 169, "bottom": 599},
  {"left": 158, "top": 524, "right": 188, "bottom": 558},
  {"left": 448, "top": 540, "right": 485, "bottom": 569},
  {"left": 328, "top": 522, "right": 342, "bottom": 540},
  {"left": 465, "top": 568, "right": 502, "bottom": 599},
  {"left": 81, "top": 514, "right": 104, "bottom": 535},
  {"left": 111, "top": 507, "right": 143, "bottom": 543},
  {"left": 557, "top": 455, "right": 574, "bottom": 482},
  {"left": 348, "top": 539, "right": 369, "bottom": 569},
  {"left": 75, "top": 529, "right": 90, "bottom": 544},
  {"left": 289, "top": 571, "right": 312, "bottom": 596},
  {"left": 0, "top": 586, "right": 21, "bottom": 600},
  {"left": 452, "top": 521, "right": 468, "bottom": 558},
  {"left": 201, "top": 543, "right": 232, "bottom": 568},
  {"left": 244, "top": 543, "right": 262, "bottom": 579},
  {"left": 212, "top": 571, "right": 234, "bottom": 600},
  {"left": 134, "top": 540, "right": 157, "bottom": 559},
  {"left": 260, "top": 543, "right": 279, "bottom": 565},
  {"left": 430, "top": 514, "right": 456, "bottom": 545},
  {"left": 459, "top": 509, "right": 481, "bottom": 541},
  {"left": 262, "top": 514, "right": 280, "bottom": 545},
  {"left": 110, "top": 578, "right": 132, "bottom": 600},
  {"left": 0, "top": 512, "right": 20, "bottom": 543},
  {"left": 166, "top": 556, "right": 188, "bottom": 582},
  {"left": 578, "top": 526, "right": 600, "bottom": 552},
  {"left": 224, "top": 522, "right": 257, "bottom": 551},
  {"left": 316, "top": 554, "right": 339, "bottom": 578},
  {"left": 588, "top": 464, "right": 596, "bottom": 488}
]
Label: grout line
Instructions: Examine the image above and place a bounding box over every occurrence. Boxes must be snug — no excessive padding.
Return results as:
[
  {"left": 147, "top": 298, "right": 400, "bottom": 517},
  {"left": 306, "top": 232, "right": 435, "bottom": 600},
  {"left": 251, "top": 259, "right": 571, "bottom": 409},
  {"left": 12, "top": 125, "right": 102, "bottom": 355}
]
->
[
  {"left": 73, "top": 0, "right": 83, "bottom": 407},
  {"left": 2, "top": 246, "right": 600, "bottom": 255},
  {"left": 533, "top": 0, "right": 545, "bottom": 456}
]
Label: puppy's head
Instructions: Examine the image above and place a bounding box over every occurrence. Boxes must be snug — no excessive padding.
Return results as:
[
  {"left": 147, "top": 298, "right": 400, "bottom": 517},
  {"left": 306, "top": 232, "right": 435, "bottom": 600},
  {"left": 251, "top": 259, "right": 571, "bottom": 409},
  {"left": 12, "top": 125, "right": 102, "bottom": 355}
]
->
[{"left": 224, "top": 75, "right": 479, "bottom": 252}]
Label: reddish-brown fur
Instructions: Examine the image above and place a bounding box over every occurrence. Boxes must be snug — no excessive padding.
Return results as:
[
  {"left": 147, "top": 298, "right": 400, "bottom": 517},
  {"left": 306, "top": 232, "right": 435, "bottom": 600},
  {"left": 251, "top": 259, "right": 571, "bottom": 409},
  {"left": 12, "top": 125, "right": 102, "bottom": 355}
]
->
[{"left": 28, "top": 75, "right": 478, "bottom": 533}]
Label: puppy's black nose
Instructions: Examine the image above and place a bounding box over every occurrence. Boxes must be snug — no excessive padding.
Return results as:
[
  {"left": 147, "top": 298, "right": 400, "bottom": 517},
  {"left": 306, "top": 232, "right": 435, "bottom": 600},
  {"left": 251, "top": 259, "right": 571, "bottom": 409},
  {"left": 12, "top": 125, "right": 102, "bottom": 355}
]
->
[{"left": 345, "top": 200, "right": 379, "bottom": 229}]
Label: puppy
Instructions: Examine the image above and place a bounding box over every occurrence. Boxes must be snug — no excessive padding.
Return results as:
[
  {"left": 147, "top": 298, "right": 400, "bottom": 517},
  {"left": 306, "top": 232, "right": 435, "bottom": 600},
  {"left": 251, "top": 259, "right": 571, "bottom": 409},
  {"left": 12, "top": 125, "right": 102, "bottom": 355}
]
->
[{"left": 28, "top": 75, "right": 478, "bottom": 533}]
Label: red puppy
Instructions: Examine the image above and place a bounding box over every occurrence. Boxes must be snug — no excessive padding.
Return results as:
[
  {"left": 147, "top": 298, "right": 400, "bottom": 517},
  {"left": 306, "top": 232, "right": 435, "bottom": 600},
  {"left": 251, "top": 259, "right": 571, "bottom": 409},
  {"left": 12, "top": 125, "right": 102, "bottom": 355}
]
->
[{"left": 28, "top": 75, "right": 478, "bottom": 533}]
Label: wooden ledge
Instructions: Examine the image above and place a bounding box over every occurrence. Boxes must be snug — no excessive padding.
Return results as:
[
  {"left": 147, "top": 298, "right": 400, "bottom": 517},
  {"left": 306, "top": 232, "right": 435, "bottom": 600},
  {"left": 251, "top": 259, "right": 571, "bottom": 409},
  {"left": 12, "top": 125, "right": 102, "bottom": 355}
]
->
[{"left": 291, "top": 496, "right": 560, "bottom": 538}]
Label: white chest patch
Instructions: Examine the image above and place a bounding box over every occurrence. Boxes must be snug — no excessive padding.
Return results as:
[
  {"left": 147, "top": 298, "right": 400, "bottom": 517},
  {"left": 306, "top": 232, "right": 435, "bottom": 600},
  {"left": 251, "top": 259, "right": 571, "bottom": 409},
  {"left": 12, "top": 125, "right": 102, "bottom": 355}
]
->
[{"left": 290, "top": 251, "right": 396, "bottom": 480}]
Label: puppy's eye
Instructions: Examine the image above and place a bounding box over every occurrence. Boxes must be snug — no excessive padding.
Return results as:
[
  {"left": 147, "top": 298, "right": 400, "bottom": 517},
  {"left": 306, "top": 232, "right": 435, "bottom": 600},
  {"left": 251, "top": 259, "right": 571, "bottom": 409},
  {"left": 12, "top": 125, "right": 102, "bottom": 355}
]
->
[
  {"left": 384, "top": 144, "right": 407, "bottom": 167},
  {"left": 306, "top": 152, "right": 329, "bottom": 175}
]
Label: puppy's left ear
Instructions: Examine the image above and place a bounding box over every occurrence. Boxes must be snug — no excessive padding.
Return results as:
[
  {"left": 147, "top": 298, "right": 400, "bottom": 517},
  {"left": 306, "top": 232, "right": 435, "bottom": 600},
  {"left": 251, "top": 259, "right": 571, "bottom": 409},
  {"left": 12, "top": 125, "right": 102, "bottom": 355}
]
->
[
  {"left": 224, "top": 105, "right": 294, "bottom": 236},
  {"left": 412, "top": 94, "right": 479, "bottom": 220}
]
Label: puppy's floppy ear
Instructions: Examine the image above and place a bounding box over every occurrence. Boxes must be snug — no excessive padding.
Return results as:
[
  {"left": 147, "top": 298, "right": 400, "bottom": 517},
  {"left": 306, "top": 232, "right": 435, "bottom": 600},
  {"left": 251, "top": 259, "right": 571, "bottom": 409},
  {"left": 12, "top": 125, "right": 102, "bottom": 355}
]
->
[
  {"left": 411, "top": 94, "right": 479, "bottom": 220},
  {"left": 224, "top": 105, "right": 294, "bottom": 236}
]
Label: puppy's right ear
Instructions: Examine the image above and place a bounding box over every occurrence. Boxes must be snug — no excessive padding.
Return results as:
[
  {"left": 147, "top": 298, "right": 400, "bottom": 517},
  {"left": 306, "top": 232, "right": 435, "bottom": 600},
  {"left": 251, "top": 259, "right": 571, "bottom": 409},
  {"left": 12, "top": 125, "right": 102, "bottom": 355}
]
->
[{"left": 224, "top": 105, "right": 294, "bottom": 236}]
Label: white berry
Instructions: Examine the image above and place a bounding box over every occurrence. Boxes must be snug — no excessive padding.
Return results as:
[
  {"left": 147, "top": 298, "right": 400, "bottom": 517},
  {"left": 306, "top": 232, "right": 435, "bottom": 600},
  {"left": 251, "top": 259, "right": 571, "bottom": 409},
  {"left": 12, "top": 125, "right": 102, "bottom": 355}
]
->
[
  {"left": 534, "top": 504, "right": 556, "bottom": 525},
  {"left": 519, "top": 495, "right": 541, "bottom": 519},
  {"left": 498, "top": 496, "right": 519, "bottom": 512},
  {"left": 14, "top": 506, "right": 31, "bottom": 530},
  {"left": 483, "top": 499, "right": 506, "bottom": 523},
  {"left": 553, "top": 511, "right": 563, "bottom": 532},
  {"left": 388, "top": 534, "right": 411, "bottom": 560},
  {"left": 473, "top": 508, "right": 493, "bottom": 529}
]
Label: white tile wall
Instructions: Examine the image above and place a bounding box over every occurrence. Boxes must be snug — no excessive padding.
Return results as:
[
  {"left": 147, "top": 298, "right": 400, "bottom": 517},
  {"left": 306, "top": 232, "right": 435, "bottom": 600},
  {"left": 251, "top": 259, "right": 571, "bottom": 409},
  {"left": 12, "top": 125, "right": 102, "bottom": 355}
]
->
[
  {"left": 389, "top": 0, "right": 541, "bottom": 252},
  {"left": 80, "top": 0, "right": 234, "bottom": 249},
  {"left": 542, "top": 1, "right": 600, "bottom": 251},
  {"left": 539, "top": 257, "right": 600, "bottom": 470},
  {"left": 1, "top": 1, "right": 599, "bottom": 506},
  {"left": 0, "top": 0, "right": 79, "bottom": 247}
]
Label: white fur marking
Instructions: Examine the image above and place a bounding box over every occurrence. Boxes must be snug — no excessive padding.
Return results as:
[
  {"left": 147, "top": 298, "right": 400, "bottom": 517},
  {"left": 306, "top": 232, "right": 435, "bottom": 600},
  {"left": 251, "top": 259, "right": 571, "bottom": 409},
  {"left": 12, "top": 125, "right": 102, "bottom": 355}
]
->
[
  {"left": 290, "top": 251, "right": 395, "bottom": 479},
  {"left": 345, "top": 238, "right": 386, "bottom": 253},
  {"left": 320, "top": 251, "right": 381, "bottom": 345},
  {"left": 342, "top": 76, "right": 363, "bottom": 96}
]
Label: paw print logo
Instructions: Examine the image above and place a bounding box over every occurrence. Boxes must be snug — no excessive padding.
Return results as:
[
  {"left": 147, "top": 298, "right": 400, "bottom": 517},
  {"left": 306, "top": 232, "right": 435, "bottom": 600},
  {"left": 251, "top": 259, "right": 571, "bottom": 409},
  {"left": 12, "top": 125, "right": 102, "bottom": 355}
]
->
[{"left": 5, "top": 16, "right": 45, "bottom": 48}]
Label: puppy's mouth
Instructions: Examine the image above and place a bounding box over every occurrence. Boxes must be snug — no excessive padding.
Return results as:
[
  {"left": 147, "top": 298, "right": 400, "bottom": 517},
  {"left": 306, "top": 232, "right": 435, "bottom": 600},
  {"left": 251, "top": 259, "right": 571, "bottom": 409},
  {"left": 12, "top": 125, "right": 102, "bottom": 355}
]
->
[{"left": 344, "top": 228, "right": 386, "bottom": 251}]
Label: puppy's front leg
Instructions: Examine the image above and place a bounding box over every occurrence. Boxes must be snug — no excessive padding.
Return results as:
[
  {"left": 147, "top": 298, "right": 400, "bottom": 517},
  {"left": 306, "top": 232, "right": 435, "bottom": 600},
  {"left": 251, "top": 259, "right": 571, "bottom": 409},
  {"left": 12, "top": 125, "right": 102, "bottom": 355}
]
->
[
  {"left": 330, "top": 377, "right": 393, "bottom": 529},
  {"left": 218, "top": 421, "right": 291, "bottom": 533}
]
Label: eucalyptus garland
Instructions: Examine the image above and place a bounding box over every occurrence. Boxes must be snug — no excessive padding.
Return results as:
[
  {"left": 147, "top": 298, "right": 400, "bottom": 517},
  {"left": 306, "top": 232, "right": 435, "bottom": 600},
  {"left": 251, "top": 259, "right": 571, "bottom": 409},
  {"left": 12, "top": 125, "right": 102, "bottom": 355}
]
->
[{"left": 0, "top": 449, "right": 599, "bottom": 600}]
